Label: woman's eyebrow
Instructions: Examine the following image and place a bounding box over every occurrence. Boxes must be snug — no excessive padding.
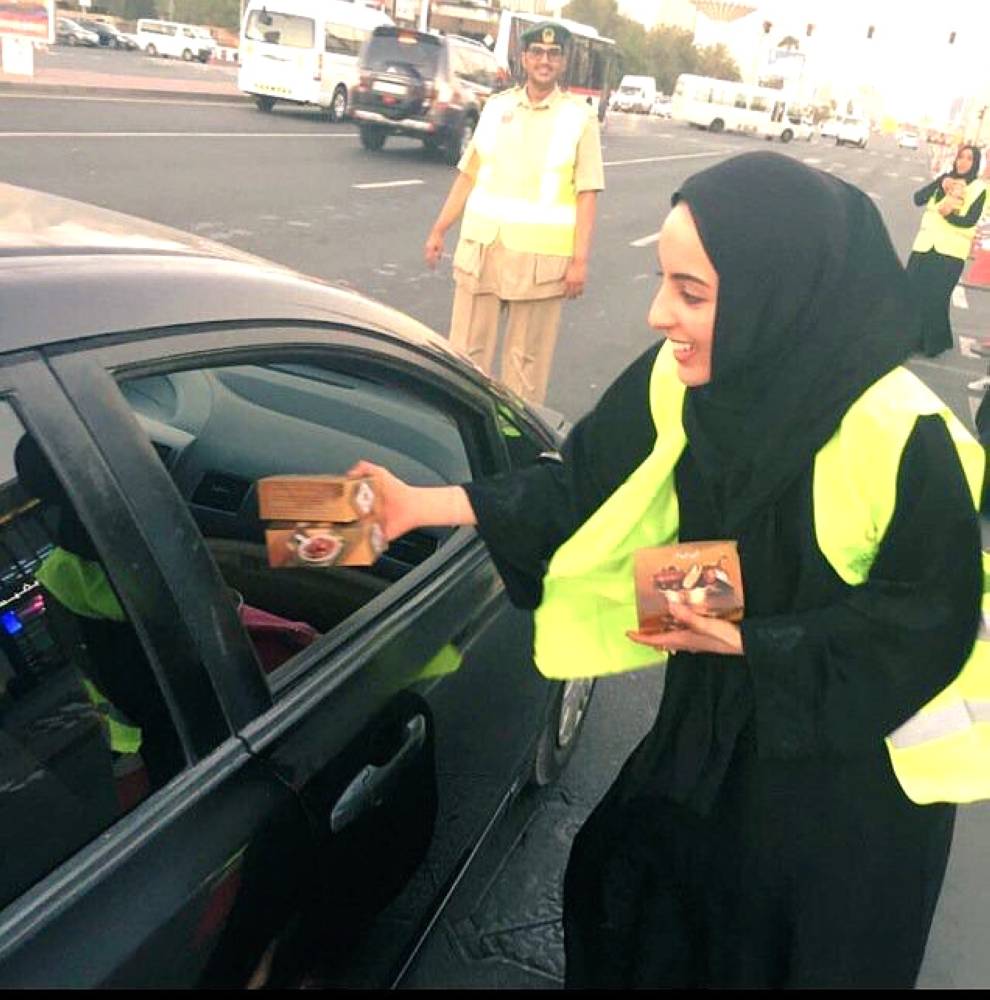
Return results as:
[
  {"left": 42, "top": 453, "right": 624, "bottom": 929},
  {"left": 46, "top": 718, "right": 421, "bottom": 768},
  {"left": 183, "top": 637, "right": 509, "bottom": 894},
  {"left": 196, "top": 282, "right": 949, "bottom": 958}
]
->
[{"left": 671, "top": 272, "right": 711, "bottom": 288}]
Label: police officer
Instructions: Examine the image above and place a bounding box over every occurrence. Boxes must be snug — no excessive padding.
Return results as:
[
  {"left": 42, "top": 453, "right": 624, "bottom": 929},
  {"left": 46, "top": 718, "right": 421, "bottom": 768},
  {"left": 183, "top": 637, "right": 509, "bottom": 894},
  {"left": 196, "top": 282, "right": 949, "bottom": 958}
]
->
[{"left": 424, "top": 21, "right": 604, "bottom": 406}]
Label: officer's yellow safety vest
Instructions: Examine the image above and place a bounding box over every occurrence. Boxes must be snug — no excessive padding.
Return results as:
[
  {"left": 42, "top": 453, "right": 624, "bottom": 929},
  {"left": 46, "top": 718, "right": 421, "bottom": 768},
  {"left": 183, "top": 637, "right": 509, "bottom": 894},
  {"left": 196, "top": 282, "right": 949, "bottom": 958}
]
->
[
  {"left": 460, "top": 89, "right": 589, "bottom": 257},
  {"left": 533, "top": 343, "right": 989, "bottom": 804},
  {"left": 36, "top": 547, "right": 143, "bottom": 756},
  {"left": 912, "top": 178, "right": 987, "bottom": 260}
]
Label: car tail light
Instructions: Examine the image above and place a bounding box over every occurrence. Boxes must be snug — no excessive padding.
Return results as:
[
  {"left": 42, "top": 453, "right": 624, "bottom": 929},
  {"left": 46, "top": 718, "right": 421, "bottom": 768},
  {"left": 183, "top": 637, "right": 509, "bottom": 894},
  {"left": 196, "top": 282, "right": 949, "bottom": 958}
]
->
[{"left": 356, "top": 70, "right": 371, "bottom": 92}]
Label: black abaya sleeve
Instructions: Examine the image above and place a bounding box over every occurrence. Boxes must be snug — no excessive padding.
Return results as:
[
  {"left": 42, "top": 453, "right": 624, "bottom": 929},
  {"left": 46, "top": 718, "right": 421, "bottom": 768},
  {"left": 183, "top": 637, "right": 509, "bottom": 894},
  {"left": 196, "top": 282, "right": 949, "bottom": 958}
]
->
[
  {"left": 741, "top": 415, "right": 982, "bottom": 757},
  {"left": 463, "top": 342, "right": 660, "bottom": 609},
  {"left": 913, "top": 176, "right": 943, "bottom": 206},
  {"left": 945, "top": 189, "right": 987, "bottom": 228}
]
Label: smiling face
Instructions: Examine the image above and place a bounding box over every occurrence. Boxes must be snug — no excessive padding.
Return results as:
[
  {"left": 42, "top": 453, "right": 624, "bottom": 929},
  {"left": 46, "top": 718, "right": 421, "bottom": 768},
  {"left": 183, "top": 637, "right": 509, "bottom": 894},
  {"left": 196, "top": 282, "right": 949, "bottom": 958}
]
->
[
  {"left": 955, "top": 147, "right": 975, "bottom": 176},
  {"left": 648, "top": 202, "right": 719, "bottom": 386},
  {"left": 522, "top": 43, "right": 566, "bottom": 91}
]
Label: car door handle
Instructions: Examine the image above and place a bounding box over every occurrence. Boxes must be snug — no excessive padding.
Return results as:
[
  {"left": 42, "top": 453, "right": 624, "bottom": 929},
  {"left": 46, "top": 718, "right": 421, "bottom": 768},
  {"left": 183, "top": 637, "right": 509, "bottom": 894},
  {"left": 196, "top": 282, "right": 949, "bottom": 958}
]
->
[{"left": 330, "top": 714, "right": 427, "bottom": 834}]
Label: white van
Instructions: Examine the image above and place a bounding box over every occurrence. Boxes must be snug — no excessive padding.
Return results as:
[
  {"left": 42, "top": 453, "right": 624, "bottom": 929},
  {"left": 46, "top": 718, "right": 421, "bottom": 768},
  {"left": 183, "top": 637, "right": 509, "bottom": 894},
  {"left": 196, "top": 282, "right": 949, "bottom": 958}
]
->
[
  {"left": 612, "top": 74, "right": 656, "bottom": 114},
  {"left": 136, "top": 19, "right": 217, "bottom": 63},
  {"left": 238, "top": 0, "right": 393, "bottom": 121}
]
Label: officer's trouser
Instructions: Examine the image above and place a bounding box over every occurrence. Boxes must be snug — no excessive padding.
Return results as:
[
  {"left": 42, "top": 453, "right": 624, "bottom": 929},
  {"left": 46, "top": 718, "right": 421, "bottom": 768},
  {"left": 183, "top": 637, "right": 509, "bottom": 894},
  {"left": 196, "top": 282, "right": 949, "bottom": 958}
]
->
[{"left": 449, "top": 286, "right": 563, "bottom": 405}]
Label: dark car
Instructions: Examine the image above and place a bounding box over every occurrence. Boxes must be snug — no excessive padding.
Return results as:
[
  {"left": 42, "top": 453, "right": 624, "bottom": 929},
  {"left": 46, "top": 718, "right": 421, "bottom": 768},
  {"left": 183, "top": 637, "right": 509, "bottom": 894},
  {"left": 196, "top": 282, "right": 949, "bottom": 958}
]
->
[
  {"left": 77, "top": 18, "right": 136, "bottom": 50},
  {"left": 352, "top": 27, "right": 504, "bottom": 165},
  {"left": 0, "top": 183, "right": 592, "bottom": 988}
]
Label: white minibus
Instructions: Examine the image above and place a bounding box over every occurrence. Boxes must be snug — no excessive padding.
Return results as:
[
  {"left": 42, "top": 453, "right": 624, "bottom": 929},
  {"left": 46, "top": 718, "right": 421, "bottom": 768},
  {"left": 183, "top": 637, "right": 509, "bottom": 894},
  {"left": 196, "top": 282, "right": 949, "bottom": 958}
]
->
[
  {"left": 672, "top": 74, "right": 808, "bottom": 142},
  {"left": 136, "top": 19, "right": 217, "bottom": 63},
  {"left": 238, "top": 0, "right": 392, "bottom": 121}
]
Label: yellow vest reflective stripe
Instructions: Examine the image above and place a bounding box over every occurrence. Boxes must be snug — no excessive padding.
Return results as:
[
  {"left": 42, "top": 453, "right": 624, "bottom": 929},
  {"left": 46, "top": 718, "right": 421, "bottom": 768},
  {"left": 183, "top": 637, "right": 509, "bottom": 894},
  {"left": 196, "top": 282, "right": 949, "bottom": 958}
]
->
[
  {"left": 81, "top": 678, "right": 143, "bottom": 756},
  {"left": 912, "top": 179, "right": 986, "bottom": 259},
  {"left": 460, "top": 92, "right": 587, "bottom": 257},
  {"left": 533, "top": 344, "right": 988, "bottom": 803}
]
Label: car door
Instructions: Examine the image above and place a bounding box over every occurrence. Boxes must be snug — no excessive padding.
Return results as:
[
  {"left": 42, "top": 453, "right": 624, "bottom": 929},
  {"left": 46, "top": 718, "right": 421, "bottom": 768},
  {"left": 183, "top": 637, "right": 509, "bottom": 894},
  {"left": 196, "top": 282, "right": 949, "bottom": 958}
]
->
[
  {"left": 0, "top": 351, "right": 311, "bottom": 989},
  {"left": 45, "top": 321, "right": 556, "bottom": 987}
]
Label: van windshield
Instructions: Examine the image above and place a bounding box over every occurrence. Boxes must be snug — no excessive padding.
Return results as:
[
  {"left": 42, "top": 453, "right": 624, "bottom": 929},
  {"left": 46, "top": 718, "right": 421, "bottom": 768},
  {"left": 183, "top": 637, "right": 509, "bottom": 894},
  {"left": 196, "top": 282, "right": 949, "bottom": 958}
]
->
[
  {"left": 364, "top": 31, "right": 441, "bottom": 75},
  {"left": 245, "top": 10, "right": 314, "bottom": 49}
]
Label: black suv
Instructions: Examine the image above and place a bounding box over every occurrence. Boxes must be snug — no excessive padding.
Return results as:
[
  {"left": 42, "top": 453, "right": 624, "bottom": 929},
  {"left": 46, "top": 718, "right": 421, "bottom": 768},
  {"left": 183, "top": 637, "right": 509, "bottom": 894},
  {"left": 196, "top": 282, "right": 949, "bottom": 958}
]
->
[{"left": 352, "top": 28, "right": 504, "bottom": 166}]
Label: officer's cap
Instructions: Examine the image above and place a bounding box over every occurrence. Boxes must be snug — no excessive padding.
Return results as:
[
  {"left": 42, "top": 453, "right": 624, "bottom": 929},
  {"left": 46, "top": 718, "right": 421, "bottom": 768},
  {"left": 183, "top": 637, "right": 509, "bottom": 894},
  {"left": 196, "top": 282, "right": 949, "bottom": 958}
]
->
[{"left": 521, "top": 21, "right": 571, "bottom": 50}]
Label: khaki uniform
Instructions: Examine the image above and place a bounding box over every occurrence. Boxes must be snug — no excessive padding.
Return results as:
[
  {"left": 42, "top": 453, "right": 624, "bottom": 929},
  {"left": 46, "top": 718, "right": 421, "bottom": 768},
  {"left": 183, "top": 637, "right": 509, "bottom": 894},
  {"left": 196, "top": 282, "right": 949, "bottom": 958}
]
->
[{"left": 450, "top": 86, "right": 604, "bottom": 404}]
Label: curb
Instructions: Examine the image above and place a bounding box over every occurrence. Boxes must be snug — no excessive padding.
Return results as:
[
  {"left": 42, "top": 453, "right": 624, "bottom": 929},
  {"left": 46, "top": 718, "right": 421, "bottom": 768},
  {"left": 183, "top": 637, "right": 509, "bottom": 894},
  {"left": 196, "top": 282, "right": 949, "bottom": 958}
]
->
[{"left": 0, "top": 81, "right": 249, "bottom": 103}]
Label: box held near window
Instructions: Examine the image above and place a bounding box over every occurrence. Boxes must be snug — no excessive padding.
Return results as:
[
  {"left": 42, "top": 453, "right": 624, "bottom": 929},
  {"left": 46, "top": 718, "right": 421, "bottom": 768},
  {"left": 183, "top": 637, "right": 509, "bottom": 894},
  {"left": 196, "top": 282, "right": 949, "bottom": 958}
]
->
[
  {"left": 634, "top": 540, "right": 744, "bottom": 634},
  {"left": 266, "top": 521, "right": 387, "bottom": 569},
  {"left": 257, "top": 475, "right": 378, "bottom": 523}
]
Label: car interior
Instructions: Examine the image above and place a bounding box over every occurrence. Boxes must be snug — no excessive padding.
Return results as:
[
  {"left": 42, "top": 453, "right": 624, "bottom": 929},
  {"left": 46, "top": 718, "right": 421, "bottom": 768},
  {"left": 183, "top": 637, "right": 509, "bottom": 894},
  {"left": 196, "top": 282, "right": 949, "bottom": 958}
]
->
[{"left": 119, "top": 361, "right": 468, "bottom": 656}]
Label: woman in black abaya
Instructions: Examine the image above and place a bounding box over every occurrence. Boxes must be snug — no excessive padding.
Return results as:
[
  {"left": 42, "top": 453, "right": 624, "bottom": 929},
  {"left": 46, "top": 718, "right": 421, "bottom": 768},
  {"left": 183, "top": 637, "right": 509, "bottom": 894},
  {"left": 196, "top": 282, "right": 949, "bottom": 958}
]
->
[
  {"left": 350, "top": 152, "right": 983, "bottom": 988},
  {"left": 907, "top": 144, "right": 986, "bottom": 356}
]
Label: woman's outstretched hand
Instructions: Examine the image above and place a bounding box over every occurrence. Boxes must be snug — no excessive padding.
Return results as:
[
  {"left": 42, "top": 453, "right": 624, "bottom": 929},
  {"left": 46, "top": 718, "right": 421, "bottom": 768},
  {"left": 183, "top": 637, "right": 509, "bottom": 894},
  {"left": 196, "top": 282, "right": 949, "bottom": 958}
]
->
[
  {"left": 626, "top": 603, "right": 744, "bottom": 657},
  {"left": 347, "top": 460, "right": 421, "bottom": 543}
]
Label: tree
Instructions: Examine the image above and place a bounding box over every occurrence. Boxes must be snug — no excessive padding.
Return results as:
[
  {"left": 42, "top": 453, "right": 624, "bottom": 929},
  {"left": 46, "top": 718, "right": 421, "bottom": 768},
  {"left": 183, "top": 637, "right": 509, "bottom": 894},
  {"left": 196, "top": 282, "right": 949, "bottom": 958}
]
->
[
  {"left": 173, "top": 0, "right": 240, "bottom": 30},
  {"left": 693, "top": 44, "right": 741, "bottom": 84}
]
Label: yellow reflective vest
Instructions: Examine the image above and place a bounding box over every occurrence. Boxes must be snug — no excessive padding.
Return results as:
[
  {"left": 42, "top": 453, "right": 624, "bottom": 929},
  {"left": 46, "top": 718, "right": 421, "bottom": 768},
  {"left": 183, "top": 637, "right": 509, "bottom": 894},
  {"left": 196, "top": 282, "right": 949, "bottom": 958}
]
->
[
  {"left": 533, "top": 342, "right": 988, "bottom": 804},
  {"left": 912, "top": 178, "right": 987, "bottom": 260},
  {"left": 460, "top": 89, "right": 590, "bottom": 257}
]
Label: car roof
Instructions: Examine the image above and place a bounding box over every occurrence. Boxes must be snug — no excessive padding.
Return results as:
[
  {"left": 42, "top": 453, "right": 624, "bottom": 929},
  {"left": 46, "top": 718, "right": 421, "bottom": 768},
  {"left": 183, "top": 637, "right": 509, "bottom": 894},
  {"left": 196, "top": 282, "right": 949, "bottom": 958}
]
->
[{"left": 0, "top": 183, "right": 462, "bottom": 362}]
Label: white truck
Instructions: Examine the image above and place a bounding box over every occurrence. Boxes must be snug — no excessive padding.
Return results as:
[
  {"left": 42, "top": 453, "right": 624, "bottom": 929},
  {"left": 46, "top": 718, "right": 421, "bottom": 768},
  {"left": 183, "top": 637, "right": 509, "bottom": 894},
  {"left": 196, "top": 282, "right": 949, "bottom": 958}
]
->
[{"left": 611, "top": 74, "right": 656, "bottom": 114}]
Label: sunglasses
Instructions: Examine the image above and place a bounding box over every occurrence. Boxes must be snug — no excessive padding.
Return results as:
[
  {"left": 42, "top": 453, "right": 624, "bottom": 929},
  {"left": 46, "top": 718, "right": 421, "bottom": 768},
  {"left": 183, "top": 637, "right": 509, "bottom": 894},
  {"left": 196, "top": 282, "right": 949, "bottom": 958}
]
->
[{"left": 526, "top": 44, "right": 563, "bottom": 60}]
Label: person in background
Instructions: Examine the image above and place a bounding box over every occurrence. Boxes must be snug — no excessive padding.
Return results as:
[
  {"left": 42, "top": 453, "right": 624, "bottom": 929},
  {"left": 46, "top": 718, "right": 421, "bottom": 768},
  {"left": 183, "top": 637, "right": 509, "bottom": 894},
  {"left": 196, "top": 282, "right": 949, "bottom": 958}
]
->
[
  {"left": 351, "top": 152, "right": 985, "bottom": 987},
  {"left": 423, "top": 21, "right": 603, "bottom": 406},
  {"left": 907, "top": 144, "right": 986, "bottom": 357}
]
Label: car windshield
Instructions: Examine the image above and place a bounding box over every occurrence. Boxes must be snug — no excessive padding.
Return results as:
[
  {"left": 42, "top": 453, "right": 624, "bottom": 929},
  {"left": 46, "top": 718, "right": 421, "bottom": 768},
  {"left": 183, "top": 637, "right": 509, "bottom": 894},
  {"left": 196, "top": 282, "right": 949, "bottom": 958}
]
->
[
  {"left": 364, "top": 32, "right": 441, "bottom": 75},
  {"left": 244, "top": 10, "right": 314, "bottom": 49}
]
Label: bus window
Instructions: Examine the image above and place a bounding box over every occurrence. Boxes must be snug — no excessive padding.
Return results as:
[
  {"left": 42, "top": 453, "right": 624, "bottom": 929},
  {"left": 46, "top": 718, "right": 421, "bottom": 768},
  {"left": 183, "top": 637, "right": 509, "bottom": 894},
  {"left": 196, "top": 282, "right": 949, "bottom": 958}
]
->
[{"left": 750, "top": 95, "right": 768, "bottom": 113}]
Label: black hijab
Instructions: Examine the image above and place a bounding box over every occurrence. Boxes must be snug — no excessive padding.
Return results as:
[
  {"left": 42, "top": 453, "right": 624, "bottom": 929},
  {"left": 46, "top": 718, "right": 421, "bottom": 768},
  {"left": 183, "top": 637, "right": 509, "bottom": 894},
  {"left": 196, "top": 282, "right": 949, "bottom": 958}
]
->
[
  {"left": 672, "top": 152, "right": 918, "bottom": 536},
  {"left": 948, "top": 144, "right": 982, "bottom": 183}
]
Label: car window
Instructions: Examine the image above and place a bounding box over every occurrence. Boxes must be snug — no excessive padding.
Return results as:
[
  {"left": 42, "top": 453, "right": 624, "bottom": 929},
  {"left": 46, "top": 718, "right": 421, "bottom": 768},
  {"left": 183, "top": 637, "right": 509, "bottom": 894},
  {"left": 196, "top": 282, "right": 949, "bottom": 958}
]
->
[
  {"left": 364, "top": 30, "right": 441, "bottom": 75},
  {"left": 245, "top": 11, "right": 314, "bottom": 49},
  {"left": 118, "top": 357, "right": 471, "bottom": 686},
  {"left": 0, "top": 399, "right": 183, "bottom": 913},
  {"left": 325, "top": 21, "right": 366, "bottom": 57}
]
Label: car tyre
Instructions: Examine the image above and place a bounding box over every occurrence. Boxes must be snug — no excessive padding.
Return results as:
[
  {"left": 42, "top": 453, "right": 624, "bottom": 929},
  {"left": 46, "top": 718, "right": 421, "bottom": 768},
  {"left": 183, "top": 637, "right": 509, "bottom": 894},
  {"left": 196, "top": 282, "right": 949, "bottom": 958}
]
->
[
  {"left": 328, "top": 85, "right": 347, "bottom": 123},
  {"left": 531, "top": 678, "right": 595, "bottom": 787},
  {"left": 255, "top": 95, "right": 276, "bottom": 113},
  {"left": 445, "top": 114, "right": 475, "bottom": 167},
  {"left": 781, "top": 128, "right": 794, "bottom": 143},
  {"left": 709, "top": 118, "right": 725, "bottom": 133},
  {"left": 182, "top": 48, "right": 193, "bottom": 61},
  {"left": 359, "top": 124, "right": 387, "bottom": 151},
  {"left": 67, "top": 34, "right": 77, "bottom": 46},
  {"left": 146, "top": 43, "right": 157, "bottom": 57}
]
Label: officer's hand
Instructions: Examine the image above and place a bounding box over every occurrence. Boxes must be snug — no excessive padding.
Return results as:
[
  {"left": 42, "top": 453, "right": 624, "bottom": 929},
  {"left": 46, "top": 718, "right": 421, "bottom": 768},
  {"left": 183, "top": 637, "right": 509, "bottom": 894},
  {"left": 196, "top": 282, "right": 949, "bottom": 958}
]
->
[
  {"left": 564, "top": 258, "right": 587, "bottom": 298},
  {"left": 626, "top": 604, "right": 744, "bottom": 657},
  {"left": 424, "top": 229, "right": 445, "bottom": 269},
  {"left": 346, "top": 460, "right": 419, "bottom": 542}
]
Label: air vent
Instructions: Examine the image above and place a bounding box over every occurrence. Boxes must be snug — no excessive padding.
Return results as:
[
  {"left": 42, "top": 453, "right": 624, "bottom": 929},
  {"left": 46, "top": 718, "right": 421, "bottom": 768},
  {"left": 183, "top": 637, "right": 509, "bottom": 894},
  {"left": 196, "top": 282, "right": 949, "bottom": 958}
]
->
[{"left": 192, "top": 472, "right": 251, "bottom": 513}]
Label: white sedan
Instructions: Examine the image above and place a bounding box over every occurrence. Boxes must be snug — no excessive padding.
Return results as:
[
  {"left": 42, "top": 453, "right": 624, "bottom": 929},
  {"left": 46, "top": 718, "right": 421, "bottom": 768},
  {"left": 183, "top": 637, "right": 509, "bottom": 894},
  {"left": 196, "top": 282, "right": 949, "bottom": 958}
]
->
[{"left": 897, "top": 130, "right": 920, "bottom": 149}]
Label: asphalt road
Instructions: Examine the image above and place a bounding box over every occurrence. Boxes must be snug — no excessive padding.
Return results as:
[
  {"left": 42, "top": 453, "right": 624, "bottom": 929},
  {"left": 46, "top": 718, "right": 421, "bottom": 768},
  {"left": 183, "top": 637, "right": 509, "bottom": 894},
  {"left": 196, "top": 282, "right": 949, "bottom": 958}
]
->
[
  {"left": 3, "top": 94, "right": 989, "bottom": 987},
  {"left": 36, "top": 40, "right": 239, "bottom": 84}
]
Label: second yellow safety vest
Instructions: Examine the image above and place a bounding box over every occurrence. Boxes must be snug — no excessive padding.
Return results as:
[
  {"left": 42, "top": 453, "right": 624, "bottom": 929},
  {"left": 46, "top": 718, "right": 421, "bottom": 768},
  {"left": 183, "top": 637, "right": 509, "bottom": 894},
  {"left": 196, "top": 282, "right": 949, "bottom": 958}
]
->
[
  {"left": 460, "top": 89, "right": 589, "bottom": 257},
  {"left": 533, "top": 342, "right": 989, "bottom": 804},
  {"left": 912, "top": 178, "right": 987, "bottom": 260}
]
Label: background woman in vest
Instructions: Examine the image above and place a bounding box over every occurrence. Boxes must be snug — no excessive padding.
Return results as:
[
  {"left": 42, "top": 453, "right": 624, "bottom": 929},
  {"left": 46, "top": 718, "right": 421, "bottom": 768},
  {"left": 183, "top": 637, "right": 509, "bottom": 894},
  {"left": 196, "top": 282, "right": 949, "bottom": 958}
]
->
[
  {"left": 349, "top": 152, "right": 983, "bottom": 987},
  {"left": 907, "top": 144, "right": 986, "bottom": 357}
]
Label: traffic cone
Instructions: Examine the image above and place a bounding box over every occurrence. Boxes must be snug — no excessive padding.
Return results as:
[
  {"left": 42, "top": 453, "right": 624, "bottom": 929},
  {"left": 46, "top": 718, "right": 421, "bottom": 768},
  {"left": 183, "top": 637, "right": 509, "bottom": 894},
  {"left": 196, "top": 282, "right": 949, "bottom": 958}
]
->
[{"left": 963, "top": 234, "right": 990, "bottom": 289}]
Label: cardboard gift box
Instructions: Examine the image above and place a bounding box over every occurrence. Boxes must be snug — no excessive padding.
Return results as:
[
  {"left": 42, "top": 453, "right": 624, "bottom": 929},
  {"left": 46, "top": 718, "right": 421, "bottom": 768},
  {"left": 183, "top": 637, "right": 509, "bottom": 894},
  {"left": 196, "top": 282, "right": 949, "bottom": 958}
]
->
[
  {"left": 634, "top": 540, "right": 744, "bottom": 634},
  {"left": 257, "top": 475, "right": 378, "bottom": 523},
  {"left": 266, "top": 520, "right": 387, "bottom": 569}
]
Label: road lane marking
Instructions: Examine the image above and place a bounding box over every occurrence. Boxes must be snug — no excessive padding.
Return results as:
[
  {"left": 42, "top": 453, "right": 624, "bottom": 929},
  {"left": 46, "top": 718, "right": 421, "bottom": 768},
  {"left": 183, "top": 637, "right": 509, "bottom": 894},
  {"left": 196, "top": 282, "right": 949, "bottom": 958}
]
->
[
  {"left": 885, "top": 171, "right": 900, "bottom": 178},
  {"left": 352, "top": 179, "right": 424, "bottom": 190},
  {"left": 802, "top": 156, "right": 822, "bottom": 163},
  {"left": 603, "top": 150, "right": 728, "bottom": 167},
  {"left": 630, "top": 231, "right": 661, "bottom": 247},
  {"left": 911, "top": 175, "right": 926, "bottom": 182},
  {"left": 953, "top": 286, "right": 970, "bottom": 310},
  {"left": 0, "top": 130, "right": 354, "bottom": 138}
]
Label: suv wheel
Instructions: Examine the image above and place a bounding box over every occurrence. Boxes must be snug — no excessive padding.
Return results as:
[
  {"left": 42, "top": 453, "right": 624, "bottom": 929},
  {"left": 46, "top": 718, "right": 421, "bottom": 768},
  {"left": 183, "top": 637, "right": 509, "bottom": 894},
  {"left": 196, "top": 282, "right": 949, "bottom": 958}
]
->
[
  {"left": 359, "top": 124, "right": 387, "bottom": 151},
  {"left": 328, "top": 86, "right": 347, "bottom": 123},
  {"left": 445, "top": 115, "right": 475, "bottom": 167},
  {"left": 781, "top": 128, "right": 794, "bottom": 143},
  {"left": 145, "top": 43, "right": 157, "bottom": 56},
  {"left": 709, "top": 118, "right": 725, "bottom": 133},
  {"left": 255, "top": 95, "right": 276, "bottom": 113}
]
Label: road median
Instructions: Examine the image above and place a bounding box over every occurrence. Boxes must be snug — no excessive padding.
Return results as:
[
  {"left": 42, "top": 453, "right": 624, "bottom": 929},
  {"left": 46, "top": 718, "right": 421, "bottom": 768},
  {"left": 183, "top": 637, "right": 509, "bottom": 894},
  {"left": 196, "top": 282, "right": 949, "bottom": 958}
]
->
[{"left": 0, "top": 70, "right": 248, "bottom": 104}]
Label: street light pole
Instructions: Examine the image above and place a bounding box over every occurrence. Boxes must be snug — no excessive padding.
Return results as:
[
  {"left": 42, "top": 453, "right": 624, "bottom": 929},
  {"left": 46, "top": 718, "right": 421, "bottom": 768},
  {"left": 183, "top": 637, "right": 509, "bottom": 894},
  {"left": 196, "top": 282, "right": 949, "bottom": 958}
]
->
[{"left": 418, "top": 0, "right": 429, "bottom": 32}]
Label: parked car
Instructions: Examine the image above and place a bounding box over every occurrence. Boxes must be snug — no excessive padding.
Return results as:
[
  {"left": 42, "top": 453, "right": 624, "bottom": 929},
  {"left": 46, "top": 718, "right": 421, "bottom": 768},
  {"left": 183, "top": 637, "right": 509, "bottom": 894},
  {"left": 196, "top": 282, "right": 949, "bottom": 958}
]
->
[
  {"left": 897, "top": 128, "right": 920, "bottom": 149},
  {"left": 352, "top": 27, "right": 503, "bottom": 165},
  {"left": 650, "top": 95, "right": 673, "bottom": 118},
  {"left": 0, "top": 182, "right": 593, "bottom": 989},
  {"left": 819, "top": 117, "right": 839, "bottom": 139},
  {"left": 76, "top": 18, "right": 136, "bottom": 49},
  {"left": 55, "top": 17, "right": 100, "bottom": 47},
  {"left": 135, "top": 18, "right": 216, "bottom": 62},
  {"left": 835, "top": 115, "right": 870, "bottom": 148}
]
